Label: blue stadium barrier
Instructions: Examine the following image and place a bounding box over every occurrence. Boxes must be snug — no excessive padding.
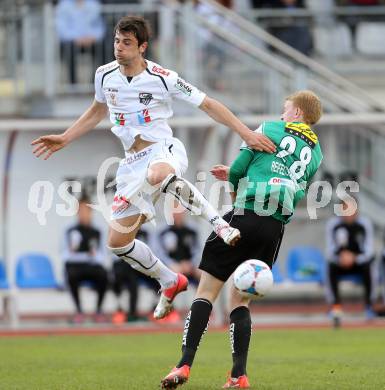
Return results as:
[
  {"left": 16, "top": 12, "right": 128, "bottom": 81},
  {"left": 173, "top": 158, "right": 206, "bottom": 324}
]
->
[
  {"left": 271, "top": 263, "right": 285, "bottom": 283},
  {"left": 0, "top": 262, "right": 9, "bottom": 289},
  {"left": 16, "top": 253, "right": 60, "bottom": 289},
  {"left": 286, "top": 246, "right": 325, "bottom": 283}
]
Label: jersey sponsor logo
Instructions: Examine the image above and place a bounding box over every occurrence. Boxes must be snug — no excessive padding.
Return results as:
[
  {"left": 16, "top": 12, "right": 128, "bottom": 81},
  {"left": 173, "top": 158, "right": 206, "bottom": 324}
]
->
[
  {"left": 137, "top": 109, "right": 152, "bottom": 124},
  {"left": 151, "top": 65, "right": 170, "bottom": 77},
  {"left": 114, "top": 110, "right": 152, "bottom": 126},
  {"left": 112, "top": 195, "right": 131, "bottom": 214},
  {"left": 271, "top": 161, "right": 289, "bottom": 176},
  {"left": 182, "top": 311, "right": 191, "bottom": 346},
  {"left": 175, "top": 78, "right": 192, "bottom": 96},
  {"left": 268, "top": 177, "right": 295, "bottom": 188},
  {"left": 229, "top": 323, "right": 235, "bottom": 353},
  {"left": 123, "top": 149, "right": 152, "bottom": 165},
  {"left": 285, "top": 122, "right": 318, "bottom": 149},
  {"left": 139, "top": 92, "right": 153, "bottom": 105},
  {"left": 97, "top": 62, "right": 118, "bottom": 74},
  {"left": 114, "top": 113, "right": 126, "bottom": 126}
]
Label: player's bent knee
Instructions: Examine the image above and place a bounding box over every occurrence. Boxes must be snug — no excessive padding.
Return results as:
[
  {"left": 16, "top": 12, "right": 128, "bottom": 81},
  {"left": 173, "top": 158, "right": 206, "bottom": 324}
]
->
[
  {"left": 107, "top": 232, "right": 136, "bottom": 249},
  {"left": 147, "top": 173, "right": 163, "bottom": 186},
  {"left": 108, "top": 219, "right": 142, "bottom": 248},
  {"left": 147, "top": 171, "right": 172, "bottom": 186},
  {"left": 147, "top": 163, "right": 175, "bottom": 186}
]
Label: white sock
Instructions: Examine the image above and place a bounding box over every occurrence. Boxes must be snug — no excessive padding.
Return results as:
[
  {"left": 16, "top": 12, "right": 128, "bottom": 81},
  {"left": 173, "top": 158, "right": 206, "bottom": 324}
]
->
[
  {"left": 161, "top": 174, "right": 228, "bottom": 230},
  {"left": 109, "top": 240, "right": 177, "bottom": 289}
]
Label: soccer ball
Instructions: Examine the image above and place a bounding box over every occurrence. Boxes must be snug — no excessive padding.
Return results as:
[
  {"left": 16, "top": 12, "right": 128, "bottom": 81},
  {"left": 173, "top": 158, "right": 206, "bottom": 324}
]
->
[{"left": 233, "top": 259, "right": 273, "bottom": 299}]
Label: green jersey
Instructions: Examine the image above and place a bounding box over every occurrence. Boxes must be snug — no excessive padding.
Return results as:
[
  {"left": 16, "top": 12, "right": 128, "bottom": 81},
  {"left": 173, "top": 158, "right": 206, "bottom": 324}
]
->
[{"left": 229, "top": 121, "right": 323, "bottom": 224}]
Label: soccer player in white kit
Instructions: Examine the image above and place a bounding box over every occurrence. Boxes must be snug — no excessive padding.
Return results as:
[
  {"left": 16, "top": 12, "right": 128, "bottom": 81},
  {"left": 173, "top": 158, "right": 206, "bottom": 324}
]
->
[{"left": 31, "top": 16, "right": 275, "bottom": 319}]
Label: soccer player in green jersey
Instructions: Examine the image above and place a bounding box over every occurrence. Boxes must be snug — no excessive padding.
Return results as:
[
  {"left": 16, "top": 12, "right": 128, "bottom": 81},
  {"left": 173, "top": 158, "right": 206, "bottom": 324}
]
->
[{"left": 161, "top": 90, "right": 323, "bottom": 389}]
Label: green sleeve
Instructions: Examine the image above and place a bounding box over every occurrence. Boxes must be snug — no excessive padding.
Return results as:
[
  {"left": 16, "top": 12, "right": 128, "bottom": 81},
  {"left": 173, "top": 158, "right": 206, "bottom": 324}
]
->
[{"left": 229, "top": 149, "right": 254, "bottom": 192}]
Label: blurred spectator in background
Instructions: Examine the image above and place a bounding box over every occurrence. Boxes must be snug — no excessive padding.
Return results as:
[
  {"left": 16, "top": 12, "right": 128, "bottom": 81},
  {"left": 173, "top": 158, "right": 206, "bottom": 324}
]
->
[
  {"left": 112, "top": 227, "right": 158, "bottom": 323},
  {"left": 337, "top": 0, "right": 384, "bottom": 5},
  {"left": 340, "top": 0, "right": 384, "bottom": 29},
  {"left": 381, "top": 229, "right": 385, "bottom": 303},
  {"left": 155, "top": 207, "right": 201, "bottom": 286},
  {"left": 62, "top": 196, "right": 108, "bottom": 323},
  {"left": 325, "top": 197, "right": 376, "bottom": 326},
  {"left": 195, "top": 0, "right": 235, "bottom": 90},
  {"left": 151, "top": 206, "right": 201, "bottom": 323},
  {"left": 336, "top": 0, "right": 385, "bottom": 43},
  {"left": 101, "top": 0, "right": 159, "bottom": 62},
  {"left": 251, "top": 0, "right": 313, "bottom": 55},
  {"left": 55, "top": 0, "right": 105, "bottom": 84},
  {"left": 101, "top": 0, "right": 139, "bottom": 62}
]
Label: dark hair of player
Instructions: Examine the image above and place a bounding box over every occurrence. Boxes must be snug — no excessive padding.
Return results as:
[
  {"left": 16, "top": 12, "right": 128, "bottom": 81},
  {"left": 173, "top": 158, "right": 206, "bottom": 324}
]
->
[{"left": 114, "top": 16, "right": 151, "bottom": 47}]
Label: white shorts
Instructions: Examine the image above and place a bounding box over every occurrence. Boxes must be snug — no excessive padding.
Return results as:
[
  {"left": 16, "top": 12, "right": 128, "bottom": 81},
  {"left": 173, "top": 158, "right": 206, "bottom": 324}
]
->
[{"left": 111, "top": 137, "right": 188, "bottom": 222}]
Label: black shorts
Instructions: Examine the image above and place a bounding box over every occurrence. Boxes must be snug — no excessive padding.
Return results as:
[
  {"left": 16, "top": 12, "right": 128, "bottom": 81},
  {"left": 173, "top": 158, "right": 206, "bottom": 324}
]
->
[{"left": 199, "top": 209, "right": 285, "bottom": 282}]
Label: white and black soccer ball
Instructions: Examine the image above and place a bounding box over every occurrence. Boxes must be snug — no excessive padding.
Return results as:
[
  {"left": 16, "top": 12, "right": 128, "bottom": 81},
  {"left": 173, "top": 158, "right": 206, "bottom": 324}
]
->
[{"left": 233, "top": 259, "right": 273, "bottom": 299}]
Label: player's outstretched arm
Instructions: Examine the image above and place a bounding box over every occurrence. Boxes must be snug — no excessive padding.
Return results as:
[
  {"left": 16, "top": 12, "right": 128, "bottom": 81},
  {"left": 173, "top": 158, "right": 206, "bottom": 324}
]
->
[
  {"left": 199, "top": 96, "right": 276, "bottom": 153},
  {"left": 31, "top": 99, "right": 107, "bottom": 160}
]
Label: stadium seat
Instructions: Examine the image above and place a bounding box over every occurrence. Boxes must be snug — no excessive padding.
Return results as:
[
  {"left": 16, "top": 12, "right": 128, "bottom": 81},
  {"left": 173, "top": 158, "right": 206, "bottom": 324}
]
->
[
  {"left": 286, "top": 246, "right": 325, "bottom": 283},
  {"left": 306, "top": 0, "right": 334, "bottom": 12},
  {"left": 0, "top": 261, "right": 9, "bottom": 289},
  {"left": 271, "top": 263, "right": 285, "bottom": 284},
  {"left": 16, "top": 253, "right": 60, "bottom": 289},
  {"left": 313, "top": 23, "right": 353, "bottom": 58},
  {"left": 356, "top": 23, "right": 385, "bottom": 56}
]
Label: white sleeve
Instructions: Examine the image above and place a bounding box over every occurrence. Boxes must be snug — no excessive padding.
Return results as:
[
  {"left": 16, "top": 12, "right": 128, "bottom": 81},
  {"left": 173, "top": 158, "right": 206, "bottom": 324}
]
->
[
  {"left": 94, "top": 68, "right": 106, "bottom": 103},
  {"left": 240, "top": 123, "right": 264, "bottom": 150},
  {"left": 167, "top": 71, "right": 206, "bottom": 107}
]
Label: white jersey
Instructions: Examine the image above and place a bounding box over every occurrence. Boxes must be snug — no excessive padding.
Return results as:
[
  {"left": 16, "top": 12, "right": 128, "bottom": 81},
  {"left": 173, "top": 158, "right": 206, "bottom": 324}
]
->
[{"left": 94, "top": 59, "right": 206, "bottom": 152}]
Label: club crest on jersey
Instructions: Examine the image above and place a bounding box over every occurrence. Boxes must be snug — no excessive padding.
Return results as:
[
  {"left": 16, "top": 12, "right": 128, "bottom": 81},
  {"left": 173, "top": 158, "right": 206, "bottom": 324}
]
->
[
  {"left": 137, "top": 109, "right": 152, "bottom": 125},
  {"left": 109, "top": 93, "right": 118, "bottom": 106},
  {"left": 105, "top": 88, "right": 118, "bottom": 106},
  {"left": 139, "top": 92, "right": 153, "bottom": 105}
]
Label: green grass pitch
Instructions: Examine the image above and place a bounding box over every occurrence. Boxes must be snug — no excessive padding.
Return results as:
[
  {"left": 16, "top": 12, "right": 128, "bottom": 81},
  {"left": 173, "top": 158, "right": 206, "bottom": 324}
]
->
[{"left": 0, "top": 328, "right": 384, "bottom": 389}]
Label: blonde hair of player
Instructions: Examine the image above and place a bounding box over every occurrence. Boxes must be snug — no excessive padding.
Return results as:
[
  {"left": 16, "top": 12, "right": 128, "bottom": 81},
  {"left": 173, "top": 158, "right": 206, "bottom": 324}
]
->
[{"left": 286, "top": 90, "right": 323, "bottom": 125}]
